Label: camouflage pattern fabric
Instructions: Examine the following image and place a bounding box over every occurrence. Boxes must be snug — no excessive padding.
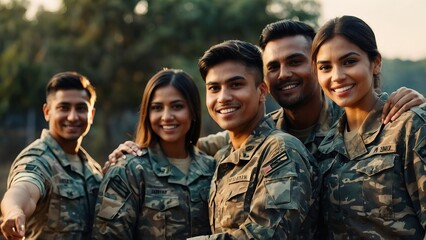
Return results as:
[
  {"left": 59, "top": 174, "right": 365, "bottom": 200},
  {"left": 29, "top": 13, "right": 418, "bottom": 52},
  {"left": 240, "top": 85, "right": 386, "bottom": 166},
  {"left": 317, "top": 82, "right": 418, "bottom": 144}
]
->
[
  {"left": 190, "top": 116, "right": 320, "bottom": 239},
  {"left": 92, "top": 144, "right": 216, "bottom": 239},
  {"left": 318, "top": 95, "right": 426, "bottom": 239},
  {"left": 198, "top": 92, "right": 343, "bottom": 160},
  {"left": 6, "top": 129, "right": 102, "bottom": 240},
  {"left": 269, "top": 92, "right": 343, "bottom": 161}
]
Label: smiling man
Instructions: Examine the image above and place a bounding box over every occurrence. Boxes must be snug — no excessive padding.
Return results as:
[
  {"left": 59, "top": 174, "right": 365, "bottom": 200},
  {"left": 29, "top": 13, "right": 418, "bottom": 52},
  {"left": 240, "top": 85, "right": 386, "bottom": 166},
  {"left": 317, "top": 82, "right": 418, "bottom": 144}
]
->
[
  {"left": 1, "top": 72, "right": 102, "bottom": 240},
  {"left": 190, "top": 40, "right": 319, "bottom": 239}
]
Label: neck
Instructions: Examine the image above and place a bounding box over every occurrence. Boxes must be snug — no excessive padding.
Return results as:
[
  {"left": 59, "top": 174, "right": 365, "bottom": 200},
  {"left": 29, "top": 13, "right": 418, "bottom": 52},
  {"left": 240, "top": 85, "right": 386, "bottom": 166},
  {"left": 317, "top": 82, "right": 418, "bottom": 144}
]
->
[
  {"left": 344, "top": 92, "right": 378, "bottom": 132},
  {"left": 160, "top": 141, "right": 188, "bottom": 158},
  {"left": 55, "top": 138, "right": 81, "bottom": 154},
  {"left": 229, "top": 107, "right": 265, "bottom": 150},
  {"left": 284, "top": 88, "right": 323, "bottom": 130}
]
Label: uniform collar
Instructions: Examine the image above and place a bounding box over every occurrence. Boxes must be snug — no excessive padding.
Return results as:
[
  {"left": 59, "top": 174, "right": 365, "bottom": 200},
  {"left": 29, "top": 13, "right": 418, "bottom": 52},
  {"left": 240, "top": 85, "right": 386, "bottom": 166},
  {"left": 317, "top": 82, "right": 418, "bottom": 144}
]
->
[
  {"left": 40, "top": 129, "right": 101, "bottom": 179},
  {"left": 41, "top": 129, "right": 82, "bottom": 167},
  {"left": 149, "top": 144, "right": 213, "bottom": 185},
  {"left": 318, "top": 94, "right": 387, "bottom": 159},
  {"left": 269, "top": 91, "right": 343, "bottom": 144},
  {"left": 219, "top": 116, "right": 276, "bottom": 164}
]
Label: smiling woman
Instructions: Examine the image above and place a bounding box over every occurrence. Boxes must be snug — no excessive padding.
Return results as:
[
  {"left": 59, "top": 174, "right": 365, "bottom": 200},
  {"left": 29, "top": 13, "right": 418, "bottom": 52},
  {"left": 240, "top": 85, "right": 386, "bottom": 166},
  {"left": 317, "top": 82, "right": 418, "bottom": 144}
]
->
[
  {"left": 92, "top": 69, "right": 216, "bottom": 239},
  {"left": 311, "top": 15, "right": 426, "bottom": 239}
]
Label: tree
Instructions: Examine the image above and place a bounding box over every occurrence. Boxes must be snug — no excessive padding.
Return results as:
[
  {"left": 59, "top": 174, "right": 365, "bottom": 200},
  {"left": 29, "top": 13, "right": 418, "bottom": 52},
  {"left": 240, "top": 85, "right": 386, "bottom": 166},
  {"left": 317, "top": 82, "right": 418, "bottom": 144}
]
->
[{"left": 0, "top": 0, "right": 321, "bottom": 161}]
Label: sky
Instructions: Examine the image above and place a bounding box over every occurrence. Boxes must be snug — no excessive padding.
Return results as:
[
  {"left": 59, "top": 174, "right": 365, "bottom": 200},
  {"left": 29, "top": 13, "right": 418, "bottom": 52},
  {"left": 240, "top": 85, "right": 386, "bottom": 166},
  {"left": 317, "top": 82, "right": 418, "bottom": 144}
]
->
[
  {"left": 5, "top": 0, "right": 426, "bottom": 61},
  {"left": 319, "top": 0, "right": 426, "bottom": 61}
]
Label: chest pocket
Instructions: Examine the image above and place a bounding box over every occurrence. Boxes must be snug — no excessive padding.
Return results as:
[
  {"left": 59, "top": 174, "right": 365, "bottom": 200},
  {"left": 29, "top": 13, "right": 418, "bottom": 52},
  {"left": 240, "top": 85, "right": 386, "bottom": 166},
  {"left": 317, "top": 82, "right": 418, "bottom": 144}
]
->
[
  {"left": 355, "top": 154, "right": 396, "bottom": 219},
  {"left": 218, "top": 180, "right": 250, "bottom": 228},
  {"left": 48, "top": 181, "right": 87, "bottom": 231},
  {"left": 143, "top": 192, "right": 180, "bottom": 225}
]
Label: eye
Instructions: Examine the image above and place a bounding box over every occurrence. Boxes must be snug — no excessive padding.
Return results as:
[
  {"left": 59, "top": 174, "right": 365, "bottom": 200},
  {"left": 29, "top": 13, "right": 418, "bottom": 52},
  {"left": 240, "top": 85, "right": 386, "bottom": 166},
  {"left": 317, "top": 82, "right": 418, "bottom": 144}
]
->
[
  {"left": 172, "top": 103, "right": 184, "bottom": 110},
  {"left": 318, "top": 64, "right": 331, "bottom": 72},
  {"left": 57, "top": 105, "right": 69, "bottom": 111},
  {"left": 267, "top": 63, "right": 279, "bottom": 72},
  {"left": 343, "top": 58, "right": 358, "bottom": 66},
  {"left": 288, "top": 60, "right": 302, "bottom": 66},
  {"left": 76, "top": 105, "right": 89, "bottom": 113},
  {"left": 230, "top": 82, "right": 242, "bottom": 88},
  {"left": 207, "top": 85, "right": 220, "bottom": 92},
  {"left": 150, "top": 105, "right": 162, "bottom": 111}
]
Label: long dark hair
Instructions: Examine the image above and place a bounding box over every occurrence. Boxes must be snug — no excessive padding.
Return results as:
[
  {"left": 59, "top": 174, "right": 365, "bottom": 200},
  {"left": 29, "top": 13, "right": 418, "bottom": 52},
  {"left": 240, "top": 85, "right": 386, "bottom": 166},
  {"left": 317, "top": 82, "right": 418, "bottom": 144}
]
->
[{"left": 135, "top": 69, "right": 202, "bottom": 149}]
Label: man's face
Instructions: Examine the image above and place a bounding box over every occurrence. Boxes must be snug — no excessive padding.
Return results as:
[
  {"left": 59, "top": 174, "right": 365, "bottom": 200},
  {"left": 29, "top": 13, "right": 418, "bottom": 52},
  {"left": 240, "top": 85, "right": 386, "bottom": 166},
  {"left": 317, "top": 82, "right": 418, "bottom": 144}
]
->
[
  {"left": 43, "top": 89, "right": 95, "bottom": 144},
  {"left": 205, "top": 60, "right": 267, "bottom": 135},
  {"left": 262, "top": 35, "right": 319, "bottom": 109}
]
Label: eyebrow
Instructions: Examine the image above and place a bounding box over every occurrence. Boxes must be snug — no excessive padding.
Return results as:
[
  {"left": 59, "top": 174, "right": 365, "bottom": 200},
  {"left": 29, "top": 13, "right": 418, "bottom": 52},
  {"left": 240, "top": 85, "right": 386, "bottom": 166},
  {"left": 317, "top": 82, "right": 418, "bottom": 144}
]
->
[
  {"left": 151, "top": 99, "right": 185, "bottom": 104},
  {"left": 206, "top": 75, "right": 245, "bottom": 86},
  {"left": 316, "top": 51, "right": 361, "bottom": 64},
  {"left": 266, "top": 53, "right": 306, "bottom": 66}
]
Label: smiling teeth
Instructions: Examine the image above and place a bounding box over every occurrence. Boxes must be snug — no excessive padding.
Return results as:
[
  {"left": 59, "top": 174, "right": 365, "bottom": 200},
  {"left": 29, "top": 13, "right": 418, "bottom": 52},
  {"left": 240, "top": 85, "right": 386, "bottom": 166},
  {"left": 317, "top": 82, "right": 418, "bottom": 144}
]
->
[
  {"left": 163, "top": 125, "right": 177, "bottom": 129},
  {"left": 220, "top": 108, "right": 236, "bottom": 114},
  {"left": 282, "top": 84, "right": 298, "bottom": 90},
  {"left": 334, "top": 85, "right": 353, "bottom": 93}
]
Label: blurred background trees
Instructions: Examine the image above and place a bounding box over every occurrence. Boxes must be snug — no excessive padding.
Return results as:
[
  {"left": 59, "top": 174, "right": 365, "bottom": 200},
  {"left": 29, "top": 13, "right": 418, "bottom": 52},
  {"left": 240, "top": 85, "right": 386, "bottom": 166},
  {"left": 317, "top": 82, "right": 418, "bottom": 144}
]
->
[
  {"left": 0, "top": 0, "right": 321, "bottom": 162},
  {"left": 0, "top": 0, "right": 425, "bottom": 198}
]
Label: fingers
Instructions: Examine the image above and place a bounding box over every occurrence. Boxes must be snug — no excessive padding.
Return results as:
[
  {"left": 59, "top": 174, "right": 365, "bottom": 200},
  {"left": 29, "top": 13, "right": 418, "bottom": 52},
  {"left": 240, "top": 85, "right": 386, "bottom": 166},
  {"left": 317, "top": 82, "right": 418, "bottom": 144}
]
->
[
  {"left": 123, "top": 141, "right": 144, "bottom": 156},
  {"left": 104, "top": 141, "right": 142, "bottom": 174},
  {"left": 1, "top": 213, "right": 26, "bottom": 240},
  {"left": 383, "top": 87, "right": 424, "bottom": 124},
  {"left": 15, "top": 216, "right": 25, "bottom": 237}
]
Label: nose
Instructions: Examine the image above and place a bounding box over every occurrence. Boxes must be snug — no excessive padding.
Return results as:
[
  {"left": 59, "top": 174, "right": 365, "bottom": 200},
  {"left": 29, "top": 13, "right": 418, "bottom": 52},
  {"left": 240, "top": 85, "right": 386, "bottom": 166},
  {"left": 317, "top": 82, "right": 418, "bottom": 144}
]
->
[
  {"left": 67, "top": 108, "right": 79, "bottom": 121},
  {"left": 217, "top": 88, "right": 232, "bottom": 104},
  {"left": 161, "top": 108, "right": 174, "bottom": 121},
  {"left": 331, "top": 67, "right": 345, "bottom": 82},
  {"left": 278, "top": 65, "right": 292, "bottom": 80}
]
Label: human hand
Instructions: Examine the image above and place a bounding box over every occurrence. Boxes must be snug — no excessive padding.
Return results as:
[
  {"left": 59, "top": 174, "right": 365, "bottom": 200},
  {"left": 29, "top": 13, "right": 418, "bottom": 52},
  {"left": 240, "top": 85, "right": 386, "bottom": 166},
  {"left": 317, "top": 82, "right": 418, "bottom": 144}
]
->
[
  {"left": 103, "top": 141, "right": 142, "bottom": 173},
  {"left": 1, "top": 209, "right": 26, "bottom": 240},
  {"left": 382, "top": 87, "right": 426, "bottom": 124}
]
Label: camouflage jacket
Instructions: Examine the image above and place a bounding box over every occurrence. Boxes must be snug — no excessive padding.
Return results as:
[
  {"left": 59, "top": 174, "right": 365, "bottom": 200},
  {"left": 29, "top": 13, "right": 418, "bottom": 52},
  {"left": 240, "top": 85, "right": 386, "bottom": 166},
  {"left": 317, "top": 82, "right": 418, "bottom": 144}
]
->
[
  {"left": 92, "top": 144, "right": 216, "bottom": 239},
  {"left": 7, "top": 129, "right": 102, "bottom": 240},
  {"left": 318, "top": 95, "right": 426, "bottom": 239},
  {"left": 198, "top": 92, "right": 343, "bottom": 160},
  {"left": 191, "top": 116, "right": 320, "bottom": 239},
  {"left": 269, "top": 92, "right": 343, "bottom": 161}
]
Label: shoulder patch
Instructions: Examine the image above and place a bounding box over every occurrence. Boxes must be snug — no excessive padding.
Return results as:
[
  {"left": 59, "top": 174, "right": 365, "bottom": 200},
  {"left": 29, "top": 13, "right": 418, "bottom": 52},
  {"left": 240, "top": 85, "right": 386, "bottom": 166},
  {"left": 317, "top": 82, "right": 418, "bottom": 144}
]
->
[
  {"left": 263, "top": 151, "right": 289, "bottom": 176},
  {"left": 13, "top": 164, "right": 38, "bottom": 175},
  {"left": 107, "top": 175, "right": 130, "bottom": 199}
]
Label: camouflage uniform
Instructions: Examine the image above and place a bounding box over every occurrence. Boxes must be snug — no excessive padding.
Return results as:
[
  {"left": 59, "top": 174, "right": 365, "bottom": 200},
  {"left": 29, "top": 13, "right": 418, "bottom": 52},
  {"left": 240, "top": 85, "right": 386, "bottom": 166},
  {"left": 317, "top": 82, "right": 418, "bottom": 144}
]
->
[
  {"left": 318, "top": 95, "right": 426, "bottom": 239},
  {"left": 6, "top": 129, "right": 102, "bottom": 239},
  {"left": 191, "top": 116, "right": 320, "bottom": 239},
  {"left": 198, "top": 92, "right": 343, "bottom": 160},
  {"left": 93, "top": 144, "right": 216, "bottom": 239},
  {"left": 269, "top": 92, "right": 343, "bottom": 160}
]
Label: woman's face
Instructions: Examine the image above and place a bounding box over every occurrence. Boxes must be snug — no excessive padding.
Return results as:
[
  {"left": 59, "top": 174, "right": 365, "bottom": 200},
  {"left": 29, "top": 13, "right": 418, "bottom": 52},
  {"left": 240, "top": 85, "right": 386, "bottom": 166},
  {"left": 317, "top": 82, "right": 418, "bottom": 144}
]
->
[
  {"left": 149, "top": 85, "right": 192, "bottom": 148},
  {"left": 315, "top": 35, "right": 381, "bottom": 109}
]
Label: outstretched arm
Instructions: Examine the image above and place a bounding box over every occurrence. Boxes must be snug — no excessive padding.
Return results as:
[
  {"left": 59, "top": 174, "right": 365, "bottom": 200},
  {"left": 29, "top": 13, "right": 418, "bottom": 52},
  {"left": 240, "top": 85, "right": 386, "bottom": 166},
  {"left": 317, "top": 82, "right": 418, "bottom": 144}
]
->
[
  {"left": 1, "top": 182, "right": 41, "bottom": 239},
  {"left": 382, "top": 87, "right": 426, "bottom": 124}
]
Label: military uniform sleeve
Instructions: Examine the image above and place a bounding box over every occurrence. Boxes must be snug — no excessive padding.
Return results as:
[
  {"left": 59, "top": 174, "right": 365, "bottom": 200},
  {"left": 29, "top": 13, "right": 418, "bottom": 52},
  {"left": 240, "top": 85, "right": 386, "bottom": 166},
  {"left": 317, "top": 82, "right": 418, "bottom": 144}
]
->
[
  {"left": 410, "top": 123, "right": 426, "bottom": 228},
  {"left": 8, "top": 152, "right": 50, "bottom": 198},
  {"left": 92, "top": 158, "right": 142, "bottom": 239},
  {"left": 197, "top": 131, "right": 229, "bottom": 157}
]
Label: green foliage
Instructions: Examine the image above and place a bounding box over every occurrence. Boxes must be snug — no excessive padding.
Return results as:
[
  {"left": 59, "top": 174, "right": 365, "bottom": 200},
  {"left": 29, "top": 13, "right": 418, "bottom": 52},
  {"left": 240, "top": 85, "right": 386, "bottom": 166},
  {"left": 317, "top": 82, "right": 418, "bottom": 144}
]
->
[
  {"left": 382, "top": 58, "right": 426, "bottom": 96},
  {"left": 0, "top": 0, "right": 320, "bottom": 161}
]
